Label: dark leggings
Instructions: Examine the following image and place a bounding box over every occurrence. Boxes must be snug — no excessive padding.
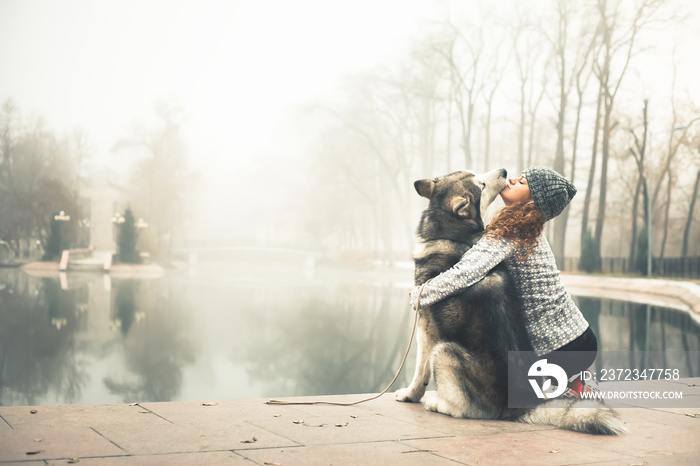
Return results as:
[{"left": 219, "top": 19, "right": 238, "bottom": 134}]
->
[{"left": 541, "top": 327, "right": 598, "bottom": 380}]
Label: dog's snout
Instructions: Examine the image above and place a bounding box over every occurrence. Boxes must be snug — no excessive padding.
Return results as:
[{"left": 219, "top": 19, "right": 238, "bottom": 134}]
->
[{"left": 499, "top": 168, "right": 507, "bottom": 178}]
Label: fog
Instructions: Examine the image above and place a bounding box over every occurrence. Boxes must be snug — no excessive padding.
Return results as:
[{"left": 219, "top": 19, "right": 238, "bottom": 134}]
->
[{"left": 1, "top": 0, "right": 699, "bottom": 267}]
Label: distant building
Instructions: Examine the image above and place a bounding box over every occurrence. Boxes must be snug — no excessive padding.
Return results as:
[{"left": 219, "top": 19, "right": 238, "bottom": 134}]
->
[{"left": 79, "top": 169, "right": 128, "bottom": 251}]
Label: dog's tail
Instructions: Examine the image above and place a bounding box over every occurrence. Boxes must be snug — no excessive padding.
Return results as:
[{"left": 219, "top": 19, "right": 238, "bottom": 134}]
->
[{"left": 516, "top": 399, "right": 628, "bottom": 435}]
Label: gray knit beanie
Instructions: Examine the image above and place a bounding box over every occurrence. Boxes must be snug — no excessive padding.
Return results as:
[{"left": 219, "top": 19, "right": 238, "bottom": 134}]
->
[{"left": 522, "top": 167, "right": 576, "bottom": 221}]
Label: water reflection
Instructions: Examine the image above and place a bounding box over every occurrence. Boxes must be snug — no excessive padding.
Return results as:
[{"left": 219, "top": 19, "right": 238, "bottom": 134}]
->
[
  {"left": 112, "top": 280, "right": 139, "bottom": 335},
  {"left": 103, "top": 279, "right": 197, "bottom": 403},
  {"left": 0, "top": 272, "right": 88, "bottom": 406},
  {"left": 576, "top": 297, "right": 700, "bottom": 352},
  {"left": 0, "top": 270, "right": 198, "bottom": 406},
  {"left": 1, "top": 265, "right": 699, "bottom": 406},
  {"left": 576, "top": 296, "right": 700, "bottom": 377},
  {"left": 231, "top": 284, "right": 415, "bottom": 397}
]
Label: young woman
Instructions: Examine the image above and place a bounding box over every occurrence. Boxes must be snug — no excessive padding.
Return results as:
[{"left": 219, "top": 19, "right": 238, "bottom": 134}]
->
[{"left": 409, "top": 166, "right": 596, "bottom": 397}]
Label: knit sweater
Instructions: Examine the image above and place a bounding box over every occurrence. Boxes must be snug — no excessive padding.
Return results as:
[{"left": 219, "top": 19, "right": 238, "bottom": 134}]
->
[{"left": 411, "top": 234, "right": 589, "bottom": 356}]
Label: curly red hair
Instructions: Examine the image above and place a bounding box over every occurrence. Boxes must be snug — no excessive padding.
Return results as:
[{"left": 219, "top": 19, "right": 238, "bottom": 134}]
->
[{"left": 484, "top": 202, "right": 544, "bottom": 261}]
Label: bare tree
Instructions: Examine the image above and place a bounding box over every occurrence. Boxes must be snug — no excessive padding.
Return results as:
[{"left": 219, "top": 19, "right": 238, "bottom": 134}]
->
[
  {"left": 588, "top": 0, "right": 663, "bottom": 272},
  {"left": 0, "top": 101, "right": 84, "bottom": 257},
  {"left": 544, "top": 0, "right": 599, "bottom": 268},
  {"left": 480, "top": 37, "right": 509, "bottom": 172},
  {"left": 579, "top": 68, "right": 604, "bottom": 266},
  {"left": 434, "top": 21, "right": 486, "bottom": 170},
  {"left": 313, "top": 74, "right": 420, "bottom": 259},
  {"left": 508, "top": 6, "right": 548, "bottom": 174},
  {"left": 285, "top": 0, "right": 698, "bottom": 270},
  {"left": 627, "top": 99, "right": 650, "bottom": 273},
  {"left": 434, "top": 10, "right": 509, "bottom": 173},
  {"left": 113, "top": 101, "right": 196, "bottom": 260},
  {"left": 525, "top": 68, "right": 549, "bottom": 168},
  {"left": 655, "top": 116, "right": 700, "bottom": 263},
  {"left": 403, "top": 43, "right": 445, "bottom": 177},
  {"left": 682, "top": 168, "right": 700, "bottom": 257}
]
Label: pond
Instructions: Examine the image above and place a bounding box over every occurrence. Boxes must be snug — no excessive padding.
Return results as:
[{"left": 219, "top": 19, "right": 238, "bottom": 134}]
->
[{"left": 1, "top": 263, "right": 699, "bottom": 406}]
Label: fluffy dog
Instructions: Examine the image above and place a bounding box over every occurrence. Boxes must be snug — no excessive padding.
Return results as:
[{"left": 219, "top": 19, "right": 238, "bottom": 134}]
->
[{"left": 395, "top": 169, "right": 626, "bottom": 435}]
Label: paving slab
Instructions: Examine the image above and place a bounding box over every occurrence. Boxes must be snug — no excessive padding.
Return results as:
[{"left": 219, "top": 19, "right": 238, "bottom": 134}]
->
[
  {"left": 244, "top": 409, "right": 446, "bottom": 447},
  {"left": 345, "top": 392, "right": 557, "bottom": 436},
  {"left": 138, "top": 398, "right": 312, "bottom": 423},
  {"left": 530, "top": 416, "right": 700, "bottom": 459},
  {"left": 0, "top": 424, "right": 126, "bottom": 463},
  {"left": 241, "top": 441, "right": 457, "bottom": 466},
  {"left": 402, "top": 431, "right": 638, "bottom": 465},
  {"left": 63, "top": 451, "right": 253, "bottom": 465},
  {"left": 0, "top": 404, "right": 172, "bottom": 430},
  {"left": 90, "top": 415, "right": 299, "bottom": 456},
  {"left": 0, "top": 415, "right": 11, "bottom": 434},
  {"left": 589, "top": 453, "right": 700, "bottom": 465}
]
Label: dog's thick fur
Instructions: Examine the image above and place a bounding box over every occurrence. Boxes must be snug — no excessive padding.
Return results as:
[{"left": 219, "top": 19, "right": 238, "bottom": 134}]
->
[{"left": 395, "top": 169, "right": 626, "bottom": 435}]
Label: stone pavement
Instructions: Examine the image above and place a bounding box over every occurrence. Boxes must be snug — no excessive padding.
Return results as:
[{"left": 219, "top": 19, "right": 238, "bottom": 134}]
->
[
  {"left": 1, "top": 274, "right": 700, "bottom": 465},
  {"left": 1, "top": 381, "right": 699, "bottom": 466}
]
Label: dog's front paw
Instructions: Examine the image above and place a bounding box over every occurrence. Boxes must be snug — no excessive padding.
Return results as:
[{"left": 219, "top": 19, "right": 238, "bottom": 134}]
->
[
  {"left": 423, "top": 395, "right": 439, "bottom": 412},
  {"left": 395, "top": 387, "right": 420, "bottom": 403}
]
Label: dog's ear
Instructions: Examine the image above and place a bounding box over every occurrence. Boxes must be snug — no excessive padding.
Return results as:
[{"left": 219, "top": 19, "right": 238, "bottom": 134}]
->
[
  {"left": 414, "top": 179, "right": 435, "bottom": 199},
  {"left": 450, "top": 196, "right": 471, "bottom": 217}
]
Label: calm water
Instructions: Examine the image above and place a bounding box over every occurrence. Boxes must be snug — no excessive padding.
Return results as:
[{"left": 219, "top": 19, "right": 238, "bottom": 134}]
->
[{"left": 1, "top": 263, "right": 699, "bottom": 406}]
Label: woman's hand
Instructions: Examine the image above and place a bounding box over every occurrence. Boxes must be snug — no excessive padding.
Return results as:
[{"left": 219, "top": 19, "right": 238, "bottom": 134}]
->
[{"left": 408, "top": 286, "right": 421, "bottom": 311}]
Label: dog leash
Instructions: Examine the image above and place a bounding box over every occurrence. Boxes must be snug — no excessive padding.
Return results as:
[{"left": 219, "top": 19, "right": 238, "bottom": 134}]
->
[{"left": 264, "top": 280, "right": 430, "bottom": 406}]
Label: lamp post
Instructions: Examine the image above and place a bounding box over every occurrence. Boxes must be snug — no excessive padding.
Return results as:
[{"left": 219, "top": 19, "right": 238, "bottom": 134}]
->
[
  {"left": 135, "top": 218, "right": 148, "bottom": 262},
  {"left": 112, "top": 213, "right": 125, "bottom": 236},
  {"left": 112, "top": 213, "right": 125, "bottom": 259},
  {"left": 54, "top": 211, "right": 70, "bottom": 222},
  {"left": 78, "top": 217, "right": 91, "bottom": 248},
  {"left": 53, "top": 210, "right": 71, "bottom": 257}
]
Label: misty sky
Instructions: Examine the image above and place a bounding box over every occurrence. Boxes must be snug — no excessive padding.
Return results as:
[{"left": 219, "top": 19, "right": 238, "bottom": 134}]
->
[
  {"left": 0, "top": 0, "right": 441, "bottom": 166},
  {"left": 0, "top": 0, "right": 452, "bottom": 236}
]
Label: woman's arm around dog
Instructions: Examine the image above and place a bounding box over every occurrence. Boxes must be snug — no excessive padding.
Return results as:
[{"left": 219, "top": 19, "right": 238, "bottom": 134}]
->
[{"left": 410, "top": 235, "right": 515, "bottom": 311}]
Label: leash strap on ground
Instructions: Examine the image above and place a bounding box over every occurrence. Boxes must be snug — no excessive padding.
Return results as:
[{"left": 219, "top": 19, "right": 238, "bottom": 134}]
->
[{"left": 264, "top": 280, "right": 430, "bottom": 407}]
